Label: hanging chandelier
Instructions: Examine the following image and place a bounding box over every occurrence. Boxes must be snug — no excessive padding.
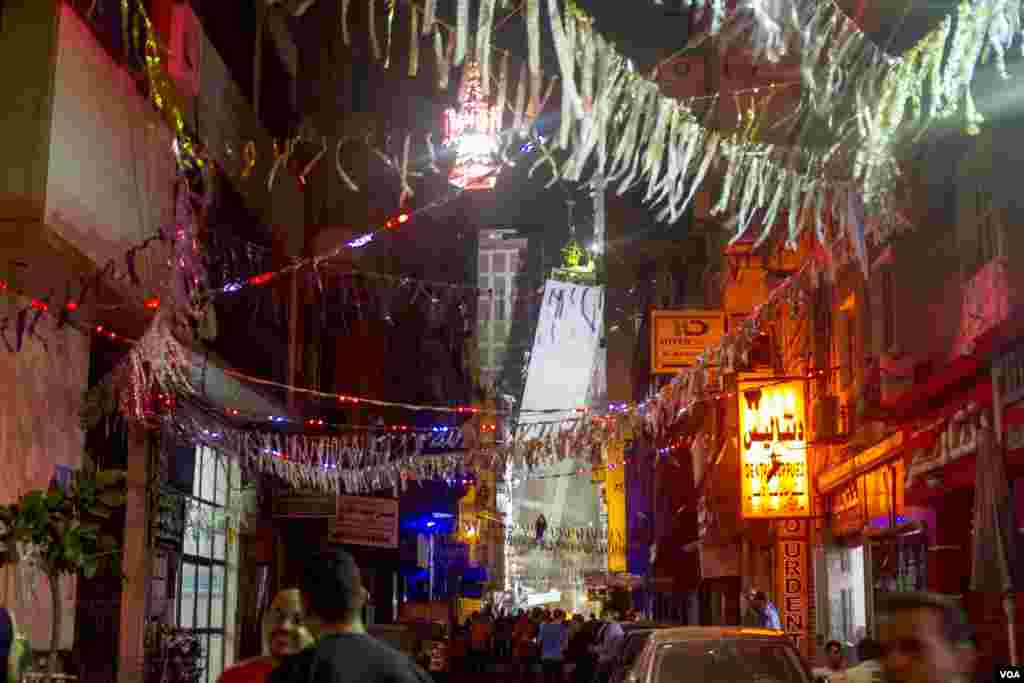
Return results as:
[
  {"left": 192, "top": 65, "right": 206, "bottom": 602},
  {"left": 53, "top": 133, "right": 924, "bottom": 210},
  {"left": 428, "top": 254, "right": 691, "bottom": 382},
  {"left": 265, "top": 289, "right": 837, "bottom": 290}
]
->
[{"left": 443, "top": 61, "right": 501, "bottom": 191}]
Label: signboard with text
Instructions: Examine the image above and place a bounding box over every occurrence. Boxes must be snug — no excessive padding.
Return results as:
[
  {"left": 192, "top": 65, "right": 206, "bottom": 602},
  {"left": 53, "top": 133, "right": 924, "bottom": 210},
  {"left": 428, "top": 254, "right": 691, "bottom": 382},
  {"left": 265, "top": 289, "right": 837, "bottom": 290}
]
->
[
  {"left": 332, "top": 496, "right": 399, "bottom": 548},
  {"left": 739, "top": 380, "right": 810, "bottom": 518},
  {"left": 651, "top": 310, "right": 726, "bottom": 374},
  {"left": 776, "top": 520, "right": 810, "bottom": 660}
]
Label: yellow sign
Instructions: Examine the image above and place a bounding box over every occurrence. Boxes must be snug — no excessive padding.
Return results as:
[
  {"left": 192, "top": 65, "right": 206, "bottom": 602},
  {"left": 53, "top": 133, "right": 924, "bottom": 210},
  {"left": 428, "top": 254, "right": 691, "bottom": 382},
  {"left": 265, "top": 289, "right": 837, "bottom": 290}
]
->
[
  {"left": 651, "top": 310, "right": 726, "bottom": 374},
  {"left": 605, "top": 443, "right": 627, "bottom": 573},
  {"left": 776, "top": 520, "right": 810, "bottom": 659},
  {"left": 739, "top": 380, "right": 810, "bottom": 518}
]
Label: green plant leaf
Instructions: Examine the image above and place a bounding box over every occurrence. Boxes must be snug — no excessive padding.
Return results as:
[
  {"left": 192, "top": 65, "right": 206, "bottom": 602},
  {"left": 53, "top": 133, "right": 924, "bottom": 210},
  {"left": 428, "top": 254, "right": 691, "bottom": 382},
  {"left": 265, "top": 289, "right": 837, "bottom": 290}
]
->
[
  {"left": 81, "top": 556, "right": 98, "bottom": 579},
  {"left": 99, "top": 491, "right": 127, "bottom": 508},
  {"left": 96, "top": 470, "right": 127, "bottom": 489}
]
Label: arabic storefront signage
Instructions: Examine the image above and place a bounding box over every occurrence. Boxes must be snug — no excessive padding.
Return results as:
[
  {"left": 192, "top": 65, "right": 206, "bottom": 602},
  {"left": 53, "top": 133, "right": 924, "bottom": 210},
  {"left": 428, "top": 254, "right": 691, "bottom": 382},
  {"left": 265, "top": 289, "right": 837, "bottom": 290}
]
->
[
  {"left": 739, "top": 380, "right": 810, "bottom": 518},
  {"left": 651, "top": 310, "right": 726, "bottom": 374},
  {"left": 906, "top": 405, "right": 991, "bottom": 489},
  {"left": 831, "top": 478, "right": 865, "bottom": 537},
  {"left": 817, "top": 431, "right": 905, "bottom": 495},
  {"left": 776, "top": 520, "right": 810, "bottom": 659},
  {"left": 332, "top": 495, "right": 399, "bottom": 548}
]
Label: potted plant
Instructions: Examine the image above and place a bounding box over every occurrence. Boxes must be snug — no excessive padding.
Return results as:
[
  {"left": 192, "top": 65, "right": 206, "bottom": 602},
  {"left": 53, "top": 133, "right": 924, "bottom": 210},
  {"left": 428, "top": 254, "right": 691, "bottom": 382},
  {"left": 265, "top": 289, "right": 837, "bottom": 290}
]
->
[
  {"left": 144, "top": 623, "right": 203, "bottom": 683},
  {"left": 0, "top": 466, "right": 126, "bottom": 681}
]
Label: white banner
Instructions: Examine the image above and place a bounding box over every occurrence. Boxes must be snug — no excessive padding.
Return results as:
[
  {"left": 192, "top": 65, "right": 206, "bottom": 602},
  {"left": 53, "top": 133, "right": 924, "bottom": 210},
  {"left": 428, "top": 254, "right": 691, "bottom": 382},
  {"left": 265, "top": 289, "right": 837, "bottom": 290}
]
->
[
  {"left": 511, "top": 280, "right": 605, "bottom": 598},
  {"left": 519, "top": 280, "right": 605, "bottom": 426}
]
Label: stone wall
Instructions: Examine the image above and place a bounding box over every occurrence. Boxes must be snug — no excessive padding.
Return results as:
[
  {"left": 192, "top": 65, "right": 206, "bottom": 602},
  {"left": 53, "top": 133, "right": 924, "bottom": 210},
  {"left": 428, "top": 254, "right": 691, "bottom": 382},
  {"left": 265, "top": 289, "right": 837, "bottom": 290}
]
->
[{"left": 0, "top": 316, "right": 89, "bottom": 650}]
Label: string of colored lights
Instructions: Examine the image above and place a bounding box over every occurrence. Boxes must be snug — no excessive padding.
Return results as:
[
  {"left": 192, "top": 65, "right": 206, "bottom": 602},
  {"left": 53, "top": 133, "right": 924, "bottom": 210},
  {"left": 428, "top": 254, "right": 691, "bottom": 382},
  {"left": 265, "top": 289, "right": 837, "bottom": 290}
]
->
[
  {"left": 186, "top": 399, "right": 487, "bottom": 436},
  {"left": 211, "top": 134, "right": 532, "bottom": 301},
  {"left": 218, "top": 366, "right": 596, "bottom": 416}
]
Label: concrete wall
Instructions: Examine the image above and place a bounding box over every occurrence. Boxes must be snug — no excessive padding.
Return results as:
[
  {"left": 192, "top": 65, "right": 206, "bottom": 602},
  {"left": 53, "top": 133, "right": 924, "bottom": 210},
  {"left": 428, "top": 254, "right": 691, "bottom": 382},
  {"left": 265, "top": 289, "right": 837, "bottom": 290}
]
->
[
  {"left": 45, "top": 4, "right": 178, "bottom": 298},
  {"left": 190, "top": 18, "right": 304, "bottom": 257},
  {"left": 0, "top": 316, "right": 89, "bottom": 650}
]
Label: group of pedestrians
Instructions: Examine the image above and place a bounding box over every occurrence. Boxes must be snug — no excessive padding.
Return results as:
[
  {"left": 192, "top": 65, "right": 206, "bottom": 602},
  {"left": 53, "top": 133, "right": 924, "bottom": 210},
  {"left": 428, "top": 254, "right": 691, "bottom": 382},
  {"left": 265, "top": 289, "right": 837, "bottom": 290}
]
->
[{"left": 449, "top": 608, "right": 634, "bottom": 683}]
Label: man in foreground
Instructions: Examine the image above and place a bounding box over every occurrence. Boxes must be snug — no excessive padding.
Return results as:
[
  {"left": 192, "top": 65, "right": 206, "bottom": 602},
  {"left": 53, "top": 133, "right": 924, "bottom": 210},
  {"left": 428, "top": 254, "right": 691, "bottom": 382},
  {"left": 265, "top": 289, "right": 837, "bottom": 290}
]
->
[
  {"left": 269, "top": 548, "right": 432, "bottom": 683},
  {"left": 877, "top": 592, "right": 974, "bottom": 683}
]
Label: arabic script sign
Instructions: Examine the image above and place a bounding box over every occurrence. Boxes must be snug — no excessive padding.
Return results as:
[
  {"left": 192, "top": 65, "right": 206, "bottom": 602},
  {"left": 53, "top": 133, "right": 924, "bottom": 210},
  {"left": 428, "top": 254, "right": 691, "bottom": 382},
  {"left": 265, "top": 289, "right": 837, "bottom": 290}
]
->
[
  {"left": 332, "top": 496, "right": 399, "bottom": 548},
  {"left": 650, "top": 310, "right": 725, "bottom": 373},
  {"left": 739, "top": 380, "right": 810, "bottom": 518}
]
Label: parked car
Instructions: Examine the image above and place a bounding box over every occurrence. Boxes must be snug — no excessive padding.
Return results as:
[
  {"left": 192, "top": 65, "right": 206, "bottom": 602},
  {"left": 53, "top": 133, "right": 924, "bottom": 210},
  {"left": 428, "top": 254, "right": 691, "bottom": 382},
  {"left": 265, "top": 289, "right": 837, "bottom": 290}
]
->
[
  {"left": 610, "top": 624, "right": 674, "bottom": 683},
  {"left": 626, "top": 627, "right": 820, "bottom": 683}
]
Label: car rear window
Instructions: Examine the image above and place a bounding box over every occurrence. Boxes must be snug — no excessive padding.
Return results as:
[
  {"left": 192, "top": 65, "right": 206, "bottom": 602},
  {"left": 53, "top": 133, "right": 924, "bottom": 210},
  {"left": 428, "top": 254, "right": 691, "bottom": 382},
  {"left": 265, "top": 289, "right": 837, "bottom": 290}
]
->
[
  {"left": 623, "top": 633, "right": 652, "bottom": 664},
  {"left": 655, "top": 640, "right": 808, "bottom": 683}
]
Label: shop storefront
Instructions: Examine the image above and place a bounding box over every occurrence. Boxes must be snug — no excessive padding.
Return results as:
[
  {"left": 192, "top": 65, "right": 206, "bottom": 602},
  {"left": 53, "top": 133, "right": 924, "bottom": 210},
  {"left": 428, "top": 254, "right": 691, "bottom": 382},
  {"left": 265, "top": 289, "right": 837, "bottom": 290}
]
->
[{"left": 818, "top": 430, "right": 931, "bottom": 644}]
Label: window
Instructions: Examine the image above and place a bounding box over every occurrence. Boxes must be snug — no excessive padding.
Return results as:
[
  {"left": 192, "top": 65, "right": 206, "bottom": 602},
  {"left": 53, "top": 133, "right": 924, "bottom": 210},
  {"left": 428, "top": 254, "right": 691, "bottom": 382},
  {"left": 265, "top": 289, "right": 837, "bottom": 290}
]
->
[
  {"left": 478, "top": 299, "right": 492, "bottom": 322},
  {"left": 494, "top": 277, "right": 507, "bottom": 321},
  {"left": 881, "top": 269, "right": 895, "bottom": 352},
  {"left": 178, "top": 447, "right": 234, "bottom": 683},
  {"left": 479, "top": 253, "right": 490, "bottom": 273},
  {"left": 492, "top": 252, "right": 508, "bottom": 273},
  {"left": 509, "top": 250, "right": 521, "bottom": 274}
]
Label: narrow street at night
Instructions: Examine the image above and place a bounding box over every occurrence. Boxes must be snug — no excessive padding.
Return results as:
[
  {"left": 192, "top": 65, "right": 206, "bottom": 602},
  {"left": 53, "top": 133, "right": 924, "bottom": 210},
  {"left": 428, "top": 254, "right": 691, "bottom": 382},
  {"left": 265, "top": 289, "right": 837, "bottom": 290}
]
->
[{"left": 2, "top": 0, "right": 1024, "bottom": 682}]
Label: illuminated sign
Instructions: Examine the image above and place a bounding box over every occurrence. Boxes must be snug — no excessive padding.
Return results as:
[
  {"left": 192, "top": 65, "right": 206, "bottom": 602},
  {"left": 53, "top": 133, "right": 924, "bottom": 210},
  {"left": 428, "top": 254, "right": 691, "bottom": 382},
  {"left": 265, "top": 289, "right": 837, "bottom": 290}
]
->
[
  {"left": 739, "top": 380, "right": 810, "bottom": 518},
  {"left": 776, "top": 520, "right": 810, "bottom": 659},
  {"left": 651, "top": 310, "right": 726, "bottom": 373}
]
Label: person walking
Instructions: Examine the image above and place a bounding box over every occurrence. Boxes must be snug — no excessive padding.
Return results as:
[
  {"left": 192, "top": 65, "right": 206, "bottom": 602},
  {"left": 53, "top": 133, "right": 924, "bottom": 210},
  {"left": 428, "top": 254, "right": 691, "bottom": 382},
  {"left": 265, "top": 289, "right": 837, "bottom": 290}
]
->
[
  {"left": 877, "top": 592, "right": 975, "bottom": 683},
  {"left": 512, "top": 610, "right": 538, "bottom": 683},
  {"left": 268, "top": 548, "right": 432, "bottom": 683},
  {"left": 539, "top": 610, "right": 567, "bottom": 683},
  {"left": 219, "top": 588, "right": 316, "bottom": 683},
  {"left": 592, "top": 611, "right": 624, "bottom": 683},
  {"left": 744, "top": 591, "right": 782, "bottom": 629},
  {"left": 812, "top": 640, "right": 848, "bottom": 683},
  {"left": 469, "top": 611, "right": 493, "bottom": 672}
]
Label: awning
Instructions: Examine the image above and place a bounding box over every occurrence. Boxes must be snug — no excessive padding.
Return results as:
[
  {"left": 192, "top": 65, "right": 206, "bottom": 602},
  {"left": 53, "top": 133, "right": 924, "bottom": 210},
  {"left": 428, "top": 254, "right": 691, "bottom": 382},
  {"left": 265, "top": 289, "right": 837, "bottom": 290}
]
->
[{"left": 881, "top": 354, "right": 985, "bottom": 422}]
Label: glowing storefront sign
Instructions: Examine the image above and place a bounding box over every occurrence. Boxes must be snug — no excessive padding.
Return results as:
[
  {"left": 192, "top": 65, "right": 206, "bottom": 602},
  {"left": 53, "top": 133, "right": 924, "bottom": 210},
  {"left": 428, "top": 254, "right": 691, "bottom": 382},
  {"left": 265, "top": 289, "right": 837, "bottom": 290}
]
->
[{"left": 739, "top": 380, "right": 810, "bottom": 518}]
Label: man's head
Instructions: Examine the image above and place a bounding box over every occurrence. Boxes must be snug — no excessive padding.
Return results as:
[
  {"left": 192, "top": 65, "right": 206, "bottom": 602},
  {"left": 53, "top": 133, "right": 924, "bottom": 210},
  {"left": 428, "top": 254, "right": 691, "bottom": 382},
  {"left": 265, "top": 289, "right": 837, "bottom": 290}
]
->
[
  {"left": 824, "top": 640, "right": 843, "bottom": 669},
  {"left": 300, "top": 548, "right": 368, "bottom": 630},
  {"left": 750, "top": 591, "right": 768, "bottom": 613},
  {"left": 262, "top": 589, "right": 315, "bottom": 659},
  {"left": 553, "top": 609, "right": 564, "bottom": 621},
  {"left": 878, "top": 592, "right": 971, "bottom": 683}
]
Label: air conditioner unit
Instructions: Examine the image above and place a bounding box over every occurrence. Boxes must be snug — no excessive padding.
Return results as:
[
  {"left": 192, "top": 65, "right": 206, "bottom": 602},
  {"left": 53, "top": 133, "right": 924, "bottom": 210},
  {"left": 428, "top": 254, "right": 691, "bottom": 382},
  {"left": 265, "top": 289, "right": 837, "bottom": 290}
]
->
[
  {"left": 812, "top": 396, "right": 839, "bottom": 442},
  {"left": 169, "top": 2, "right": 201, "bottom": 98}
]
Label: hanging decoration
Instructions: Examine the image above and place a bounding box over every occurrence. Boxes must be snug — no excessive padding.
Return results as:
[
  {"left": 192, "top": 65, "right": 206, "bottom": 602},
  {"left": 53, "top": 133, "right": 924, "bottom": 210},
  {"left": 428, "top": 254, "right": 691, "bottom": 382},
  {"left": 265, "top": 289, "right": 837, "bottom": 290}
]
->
[
  {"left": 445, "top": 61, "right": 503, "bottom": 190},
  {"left": 164, "top": 407, "right": 467, "bottom": 494},
  {"left": 545, "top": 0, "right": 903, "bottom": 240},
  {"left": 698, "top": 0, "right": 1020, "bottom": 147}
]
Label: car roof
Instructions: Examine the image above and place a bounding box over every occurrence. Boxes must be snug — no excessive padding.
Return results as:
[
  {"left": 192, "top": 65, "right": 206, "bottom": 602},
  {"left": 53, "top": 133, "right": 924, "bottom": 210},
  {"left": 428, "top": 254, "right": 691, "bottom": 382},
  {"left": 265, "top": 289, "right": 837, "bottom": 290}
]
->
[{"left": 648, "top": 626, "right": 790, "bottom": 643}]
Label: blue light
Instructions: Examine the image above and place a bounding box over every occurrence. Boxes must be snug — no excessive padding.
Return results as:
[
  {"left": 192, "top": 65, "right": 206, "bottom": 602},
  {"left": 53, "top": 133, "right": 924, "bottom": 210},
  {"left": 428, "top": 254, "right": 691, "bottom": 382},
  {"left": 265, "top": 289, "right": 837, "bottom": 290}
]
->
[{"left": 427, "top": 521, "right": 436, "bottom": 528}]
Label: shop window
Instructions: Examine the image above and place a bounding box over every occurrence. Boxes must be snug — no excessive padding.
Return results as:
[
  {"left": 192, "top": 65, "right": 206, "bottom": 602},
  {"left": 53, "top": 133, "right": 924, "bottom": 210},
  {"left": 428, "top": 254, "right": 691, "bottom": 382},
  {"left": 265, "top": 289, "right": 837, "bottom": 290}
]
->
[
  {"left": 881, "top": 269, "right": 895, "bottom": 352},
  {"left": 493, "top": 252, "right": 508, "bottom": 274},
  {"left": 178, "top": 447, "right": 236, "bottom": 683},
  {"left": 839, "top": 294, "right": 857, "bottom": 389}
]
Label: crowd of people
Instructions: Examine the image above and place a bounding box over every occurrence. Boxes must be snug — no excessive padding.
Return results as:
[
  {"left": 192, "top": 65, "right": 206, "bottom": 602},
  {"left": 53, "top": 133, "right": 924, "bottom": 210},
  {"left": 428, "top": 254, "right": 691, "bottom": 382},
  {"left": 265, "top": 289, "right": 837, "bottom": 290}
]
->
[
  {"left": 205, "top": 554, "right": 1004, "bottom": 683},
  {"left": 447, "top": 607, "right": 638, "bottom": 683},
  {"left": 0, "top": 544, "right": 979, "bottom": 683}
]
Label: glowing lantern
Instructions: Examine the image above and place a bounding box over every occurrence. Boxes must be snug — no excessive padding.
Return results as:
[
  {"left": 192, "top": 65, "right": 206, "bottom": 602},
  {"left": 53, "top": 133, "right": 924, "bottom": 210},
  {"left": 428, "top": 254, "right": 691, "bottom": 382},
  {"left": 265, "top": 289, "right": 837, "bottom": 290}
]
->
[{"left": 444, "top": 61, "right": 501, "bottom": 191}]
